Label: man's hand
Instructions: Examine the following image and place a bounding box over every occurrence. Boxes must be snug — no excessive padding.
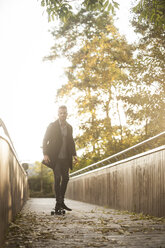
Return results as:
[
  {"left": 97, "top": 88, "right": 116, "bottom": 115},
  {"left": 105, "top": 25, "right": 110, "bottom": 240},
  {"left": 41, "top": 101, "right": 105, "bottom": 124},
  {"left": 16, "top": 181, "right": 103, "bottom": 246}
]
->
[
  {"left": 73, "top": 156, "right": 78, "bottom": 164},
  {"left": 44, "top": 155, "right": 50, "bottom": 163}
]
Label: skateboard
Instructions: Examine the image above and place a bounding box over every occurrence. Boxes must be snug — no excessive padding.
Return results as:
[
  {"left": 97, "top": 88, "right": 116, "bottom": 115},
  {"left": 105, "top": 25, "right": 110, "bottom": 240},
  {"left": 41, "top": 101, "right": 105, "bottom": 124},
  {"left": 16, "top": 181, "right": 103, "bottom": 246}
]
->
[{"left": 51, "top": 208, "right": 65, "bottom": 215}]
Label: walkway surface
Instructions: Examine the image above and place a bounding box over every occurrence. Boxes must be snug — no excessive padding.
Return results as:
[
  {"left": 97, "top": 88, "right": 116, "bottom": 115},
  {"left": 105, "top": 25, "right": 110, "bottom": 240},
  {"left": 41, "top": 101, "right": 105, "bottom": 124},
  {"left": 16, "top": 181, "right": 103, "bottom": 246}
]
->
[{"left": 4, "top": 198, "right": 165, "bottom": 248}]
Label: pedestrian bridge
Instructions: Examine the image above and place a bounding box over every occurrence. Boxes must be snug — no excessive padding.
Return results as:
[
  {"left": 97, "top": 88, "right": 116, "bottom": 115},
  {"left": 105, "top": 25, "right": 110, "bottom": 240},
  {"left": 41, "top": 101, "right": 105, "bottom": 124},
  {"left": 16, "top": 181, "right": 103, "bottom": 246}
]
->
[
  {"left": 0, "top": 118, "right": 165, "bottom": 247},
  {"left": 4, "top": 198, "right": 165, "bottom": 247}
]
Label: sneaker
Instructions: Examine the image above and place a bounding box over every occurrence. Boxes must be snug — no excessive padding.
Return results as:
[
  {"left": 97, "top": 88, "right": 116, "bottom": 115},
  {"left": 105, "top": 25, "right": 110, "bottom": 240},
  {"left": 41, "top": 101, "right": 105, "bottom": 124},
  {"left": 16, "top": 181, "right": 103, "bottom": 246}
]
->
[
  {"left": 55, "top": 202, "right": 61, "bottom": 211},
  {"left": 61, "top": 202, "right": 72, "bottom": 211}
]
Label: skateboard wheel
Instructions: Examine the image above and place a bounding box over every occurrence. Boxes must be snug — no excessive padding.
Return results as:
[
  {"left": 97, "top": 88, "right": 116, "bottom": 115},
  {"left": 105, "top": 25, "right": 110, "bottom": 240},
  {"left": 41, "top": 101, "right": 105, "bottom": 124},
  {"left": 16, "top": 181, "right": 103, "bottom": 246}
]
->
[
  {"left": 51, "top": 210, "right": 55, "bottom": 215},
  {"left": 55, "top": 208, "right": 65, "bottom": 215}
]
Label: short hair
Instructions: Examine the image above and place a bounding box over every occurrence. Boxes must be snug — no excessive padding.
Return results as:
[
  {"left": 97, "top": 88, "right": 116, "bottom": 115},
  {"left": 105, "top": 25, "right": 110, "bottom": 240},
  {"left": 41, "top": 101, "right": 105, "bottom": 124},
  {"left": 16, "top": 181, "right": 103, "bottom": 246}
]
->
[{"left": 58, "top": 105, "right": 67, "bottom": 111}]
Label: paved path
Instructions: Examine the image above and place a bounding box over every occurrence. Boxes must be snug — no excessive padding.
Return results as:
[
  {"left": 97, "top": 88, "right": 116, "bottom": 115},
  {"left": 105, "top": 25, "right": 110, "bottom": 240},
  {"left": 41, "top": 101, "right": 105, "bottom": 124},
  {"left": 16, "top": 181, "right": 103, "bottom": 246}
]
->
[{"left": 4, "top": 198, "right": 165, "bottom": 248}]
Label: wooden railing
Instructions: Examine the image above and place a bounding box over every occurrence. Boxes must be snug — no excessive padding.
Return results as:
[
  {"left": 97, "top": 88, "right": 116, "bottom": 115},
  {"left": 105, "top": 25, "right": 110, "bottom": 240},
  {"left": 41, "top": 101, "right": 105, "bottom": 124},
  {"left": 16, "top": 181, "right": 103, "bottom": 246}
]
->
[
  {"left": 0, "top": 119, "right": 29, "bottom": 246},
  {"left": 67, "top": 133, "right": 165, "bottom": 217},
  {"left": 70, "top": 131, "right": 165, "bottom": 177}
]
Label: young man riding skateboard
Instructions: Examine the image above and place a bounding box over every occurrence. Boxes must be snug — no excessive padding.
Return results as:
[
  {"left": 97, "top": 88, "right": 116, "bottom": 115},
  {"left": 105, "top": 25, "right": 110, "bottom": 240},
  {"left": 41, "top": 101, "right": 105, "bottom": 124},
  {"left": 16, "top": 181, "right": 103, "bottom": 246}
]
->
[{"left": 42, "top": 105, "right": 77, "bottom": 214}]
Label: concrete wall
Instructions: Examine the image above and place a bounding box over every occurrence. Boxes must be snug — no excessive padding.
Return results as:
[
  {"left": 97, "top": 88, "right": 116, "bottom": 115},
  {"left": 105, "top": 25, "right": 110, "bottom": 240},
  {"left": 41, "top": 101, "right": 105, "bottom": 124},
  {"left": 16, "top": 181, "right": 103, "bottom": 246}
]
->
[
  {"left": 0, "top": 137, "right": 28, "bottom": 246},
  {"left": 66, "top": 146, "right": 165, "bottom": 217}
]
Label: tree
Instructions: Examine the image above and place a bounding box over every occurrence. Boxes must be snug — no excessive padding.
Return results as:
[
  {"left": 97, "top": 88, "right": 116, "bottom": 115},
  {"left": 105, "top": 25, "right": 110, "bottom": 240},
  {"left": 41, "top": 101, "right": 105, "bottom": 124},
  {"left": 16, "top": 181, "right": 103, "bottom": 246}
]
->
[
  {"left": 132, "top": 0, "right": 165, "bottom": 31},
  {"left": 40, "top": 0, "right": 165, "bottom": 31},
  {"left": 40, "top": 0, "right": 119, "bottom": 21},
  {"left": 121, "top": 1, "right": 165, "bottom": 138},
  {"left": 28, "top": 161, "right": 54, "bottom": 197},
  {"left": 45, "top": 9, "right": 135, "bottom": 168}
]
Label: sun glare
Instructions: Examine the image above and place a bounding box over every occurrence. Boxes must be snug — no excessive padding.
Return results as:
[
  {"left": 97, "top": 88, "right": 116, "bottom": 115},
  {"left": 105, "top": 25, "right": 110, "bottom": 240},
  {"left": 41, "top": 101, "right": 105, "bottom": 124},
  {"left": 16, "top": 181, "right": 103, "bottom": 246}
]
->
[{"left": 0, "top": 0, "right": 135, "bottom": 163}]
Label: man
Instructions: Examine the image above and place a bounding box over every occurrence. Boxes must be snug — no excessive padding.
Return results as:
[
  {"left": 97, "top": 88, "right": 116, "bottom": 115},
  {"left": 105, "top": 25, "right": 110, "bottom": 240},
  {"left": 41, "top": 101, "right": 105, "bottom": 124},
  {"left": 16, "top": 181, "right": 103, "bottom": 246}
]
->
[{"left": 42, "top": 105, "right": 77, "bottom": 213}]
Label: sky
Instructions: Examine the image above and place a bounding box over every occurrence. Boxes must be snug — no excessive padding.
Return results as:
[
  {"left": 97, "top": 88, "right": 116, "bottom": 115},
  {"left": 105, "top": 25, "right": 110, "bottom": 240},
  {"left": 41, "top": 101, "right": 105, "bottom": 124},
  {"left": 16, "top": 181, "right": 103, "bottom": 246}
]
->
[{"left": 0, "top": 0, "right": 137, "bottom": 163}]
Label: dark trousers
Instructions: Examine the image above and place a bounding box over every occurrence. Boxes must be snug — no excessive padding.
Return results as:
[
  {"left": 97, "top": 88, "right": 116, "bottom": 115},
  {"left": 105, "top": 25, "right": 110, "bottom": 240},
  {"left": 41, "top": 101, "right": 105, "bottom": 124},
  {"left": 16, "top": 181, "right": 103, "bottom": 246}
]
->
[{"left": 53, "top": 159, "right": 69, "bottom": 204}]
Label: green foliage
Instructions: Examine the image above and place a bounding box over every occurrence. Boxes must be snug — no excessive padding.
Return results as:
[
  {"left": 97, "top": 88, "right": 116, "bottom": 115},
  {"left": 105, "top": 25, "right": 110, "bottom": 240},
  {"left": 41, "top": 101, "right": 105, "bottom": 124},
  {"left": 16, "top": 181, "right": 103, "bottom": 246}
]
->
[
  {"left": 40, "top": 0, "right": 119, "bottom": 22},
  {"left": 28, "top": 161, "right": 54, "bottom": 197},
  {"left": 132, "top": 0, "right": 165, "bottom": 31},
  {"left": 40, "top": 0, "right": 165, "bottom": 30},
  {"left": 124, "top": 5, "right": 165, "bottom": 138}
]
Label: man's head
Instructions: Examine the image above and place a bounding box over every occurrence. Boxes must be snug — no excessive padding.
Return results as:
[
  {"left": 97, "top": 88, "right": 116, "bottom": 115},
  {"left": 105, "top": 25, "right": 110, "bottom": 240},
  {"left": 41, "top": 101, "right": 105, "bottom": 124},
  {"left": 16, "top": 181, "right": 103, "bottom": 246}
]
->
[{"left": 58, "top": 105, "right": 68, "bottom": 123}]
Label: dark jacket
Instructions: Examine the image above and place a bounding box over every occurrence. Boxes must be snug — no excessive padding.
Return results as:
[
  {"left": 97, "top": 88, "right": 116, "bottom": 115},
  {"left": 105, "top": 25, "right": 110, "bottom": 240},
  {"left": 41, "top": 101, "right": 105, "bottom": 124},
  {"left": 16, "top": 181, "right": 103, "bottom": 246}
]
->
[{"left": 43, "top": 120, "right": 76, "bottom": 170}]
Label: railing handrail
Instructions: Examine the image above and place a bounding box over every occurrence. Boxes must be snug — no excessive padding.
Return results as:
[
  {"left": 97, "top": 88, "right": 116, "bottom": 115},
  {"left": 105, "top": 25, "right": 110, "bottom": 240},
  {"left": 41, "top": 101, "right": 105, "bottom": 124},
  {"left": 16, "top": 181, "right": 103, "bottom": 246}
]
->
[
  {"left": 0, "top": 118, "right": 26, "bottom": 175},
  {"left": 70, "top": 131, "right": 165, "bottom": 177},
  {"left": 0, "top": 118, "right": 17, "bottom": 154}
]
